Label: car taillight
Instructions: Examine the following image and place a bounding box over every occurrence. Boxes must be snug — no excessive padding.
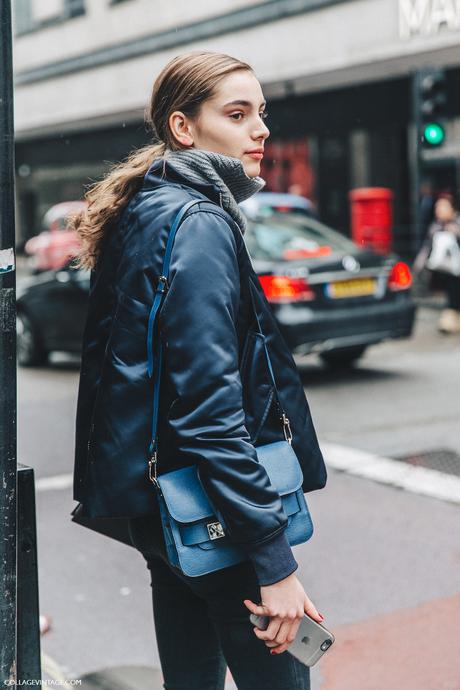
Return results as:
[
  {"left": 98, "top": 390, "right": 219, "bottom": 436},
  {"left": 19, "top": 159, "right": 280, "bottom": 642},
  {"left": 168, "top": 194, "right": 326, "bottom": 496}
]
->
[
  {"left": 258, "top": 275, "right": 315, "bottom": 302},
  {"left": 388, "top": 261, "right": 412, "bottom": 291}
]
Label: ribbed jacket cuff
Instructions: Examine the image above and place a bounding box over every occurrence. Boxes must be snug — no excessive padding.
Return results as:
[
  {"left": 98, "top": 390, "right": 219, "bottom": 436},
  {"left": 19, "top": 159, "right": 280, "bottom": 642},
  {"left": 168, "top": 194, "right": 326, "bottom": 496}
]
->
[{"left": 247, "top": 530, "right": 298, "bottom": 586}]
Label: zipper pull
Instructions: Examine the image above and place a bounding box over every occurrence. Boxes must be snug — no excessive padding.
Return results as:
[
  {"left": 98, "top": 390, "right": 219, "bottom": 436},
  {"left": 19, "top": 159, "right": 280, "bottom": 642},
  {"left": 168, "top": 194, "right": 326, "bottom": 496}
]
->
[{"left": 87, "top": 423, "right": 95, "bottom": 454}]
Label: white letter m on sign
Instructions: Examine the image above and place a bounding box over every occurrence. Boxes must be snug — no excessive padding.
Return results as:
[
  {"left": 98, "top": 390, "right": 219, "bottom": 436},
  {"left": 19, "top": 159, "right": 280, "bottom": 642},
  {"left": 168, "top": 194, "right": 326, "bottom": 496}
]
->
[{"left": 399, "top": 0, "right": 430, "bottom": 38}]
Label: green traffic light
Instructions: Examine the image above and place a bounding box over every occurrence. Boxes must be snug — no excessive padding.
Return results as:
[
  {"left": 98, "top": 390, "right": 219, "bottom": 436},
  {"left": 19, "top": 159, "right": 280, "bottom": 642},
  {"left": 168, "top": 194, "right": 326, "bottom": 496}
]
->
[{"left": 423, "top": 122, "right": 445, "bottom": 146}]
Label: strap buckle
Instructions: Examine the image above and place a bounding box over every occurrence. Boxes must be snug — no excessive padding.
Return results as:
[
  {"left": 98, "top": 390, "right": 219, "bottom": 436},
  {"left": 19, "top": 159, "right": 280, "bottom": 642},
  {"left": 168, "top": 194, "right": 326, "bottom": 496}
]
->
[
  {"left": 282, "top": 413, "right": 293, "bottom": 445},
  {"left": 148, "top": 449, "right": 160, "bottom": 489}
]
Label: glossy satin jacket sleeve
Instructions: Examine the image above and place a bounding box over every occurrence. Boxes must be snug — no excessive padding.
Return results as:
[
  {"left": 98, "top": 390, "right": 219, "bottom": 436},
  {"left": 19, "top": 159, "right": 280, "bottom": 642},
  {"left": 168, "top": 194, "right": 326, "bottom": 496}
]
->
[{"left": 159, "top": 210, "right": 298, "bottom": 585}]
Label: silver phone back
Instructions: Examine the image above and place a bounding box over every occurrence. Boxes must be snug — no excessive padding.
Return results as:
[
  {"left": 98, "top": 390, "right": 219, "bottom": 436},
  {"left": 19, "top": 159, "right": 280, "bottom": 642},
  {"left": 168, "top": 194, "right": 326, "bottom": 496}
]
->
[{"left": 250, "top": 613, "right": 335, "bottom": 667}]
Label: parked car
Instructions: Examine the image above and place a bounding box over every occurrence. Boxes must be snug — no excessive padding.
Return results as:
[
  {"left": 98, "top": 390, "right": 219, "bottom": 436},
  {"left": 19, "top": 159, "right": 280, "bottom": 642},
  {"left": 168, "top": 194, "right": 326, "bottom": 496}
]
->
[
  {"left": 16, "top": 206, "right": 416, "bottom": 368},
  {"left": 24, "top": 200, "right": 87, "bottom": 272},
  {"left": 16, "top": 263, "right": 89, "bottom": 366},
  {"left": 244, "top": 209, "right": 416, "bottom": 366}
]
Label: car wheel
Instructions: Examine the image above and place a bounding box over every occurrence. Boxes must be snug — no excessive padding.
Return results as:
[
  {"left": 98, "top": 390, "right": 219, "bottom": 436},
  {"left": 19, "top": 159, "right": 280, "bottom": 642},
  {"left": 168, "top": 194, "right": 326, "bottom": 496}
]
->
[
  {"left": 16, "top": 311, "right": 48, "bottom": 367},
  {"left": 320, "top": 345, "right": 367, "bottom": 368}
]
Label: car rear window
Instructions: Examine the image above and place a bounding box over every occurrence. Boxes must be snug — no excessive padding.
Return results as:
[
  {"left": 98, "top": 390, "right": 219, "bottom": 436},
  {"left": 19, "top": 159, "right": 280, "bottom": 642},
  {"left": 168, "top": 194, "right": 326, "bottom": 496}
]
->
[{"left": 244, "top": 212, "right": 358, "bottom": 262}]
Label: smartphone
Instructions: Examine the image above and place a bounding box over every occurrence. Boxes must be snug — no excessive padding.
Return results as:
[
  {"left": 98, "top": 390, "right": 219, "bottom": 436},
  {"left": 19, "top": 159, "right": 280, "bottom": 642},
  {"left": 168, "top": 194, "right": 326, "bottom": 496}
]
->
[{"left": 250, "top": 613, "right": 335, "bottom": 667}]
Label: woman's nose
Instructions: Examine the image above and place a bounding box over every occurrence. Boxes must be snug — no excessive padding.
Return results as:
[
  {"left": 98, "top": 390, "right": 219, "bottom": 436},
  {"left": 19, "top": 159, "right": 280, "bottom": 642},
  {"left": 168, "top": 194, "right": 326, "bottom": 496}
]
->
[{"left": 254, "top": 123, "right": 270, "bottom": 141}]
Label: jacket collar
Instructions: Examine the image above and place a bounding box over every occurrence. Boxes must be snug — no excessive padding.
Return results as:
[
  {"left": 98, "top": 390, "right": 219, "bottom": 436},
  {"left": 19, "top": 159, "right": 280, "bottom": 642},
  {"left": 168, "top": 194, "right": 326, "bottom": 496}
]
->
[
  {"left": 143, "top": 150, "right": 266, "bottom": 235},
  {"left": 143, "top": 157, "right": 223, "bottom": 207}
]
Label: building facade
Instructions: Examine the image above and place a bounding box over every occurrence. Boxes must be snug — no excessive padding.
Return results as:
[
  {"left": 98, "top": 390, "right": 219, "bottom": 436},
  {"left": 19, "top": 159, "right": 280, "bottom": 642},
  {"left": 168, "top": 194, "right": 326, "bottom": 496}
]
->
[{"left": 13, "top": 0, "right": 460, "bottom": 257}]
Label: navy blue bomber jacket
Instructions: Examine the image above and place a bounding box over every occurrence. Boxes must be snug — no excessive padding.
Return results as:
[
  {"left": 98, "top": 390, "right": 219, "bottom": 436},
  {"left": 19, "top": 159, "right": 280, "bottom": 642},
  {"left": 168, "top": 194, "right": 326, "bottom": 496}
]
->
[{"left": 72, "top": 158, "right": 327, "bottom": 585}]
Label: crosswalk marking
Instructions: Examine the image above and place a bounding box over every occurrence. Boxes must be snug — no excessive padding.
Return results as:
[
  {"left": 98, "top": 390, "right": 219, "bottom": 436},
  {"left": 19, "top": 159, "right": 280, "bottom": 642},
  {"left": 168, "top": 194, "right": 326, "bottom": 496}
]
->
[{"left": 322, "top": 443, "right": 460, "bottom": 505}]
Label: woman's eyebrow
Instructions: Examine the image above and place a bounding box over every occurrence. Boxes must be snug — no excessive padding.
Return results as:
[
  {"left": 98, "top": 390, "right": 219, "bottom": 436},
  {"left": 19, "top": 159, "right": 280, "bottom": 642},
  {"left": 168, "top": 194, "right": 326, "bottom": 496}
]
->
[{"left": 222, "top": 99, "right": 266, "bottom": 108}]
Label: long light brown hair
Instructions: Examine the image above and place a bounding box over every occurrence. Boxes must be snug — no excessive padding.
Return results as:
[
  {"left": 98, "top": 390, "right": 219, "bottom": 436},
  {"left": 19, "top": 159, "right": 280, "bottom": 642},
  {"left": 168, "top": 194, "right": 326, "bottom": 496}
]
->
[{"left": 71, "top": 50, "right": 253, "bottom": 270}]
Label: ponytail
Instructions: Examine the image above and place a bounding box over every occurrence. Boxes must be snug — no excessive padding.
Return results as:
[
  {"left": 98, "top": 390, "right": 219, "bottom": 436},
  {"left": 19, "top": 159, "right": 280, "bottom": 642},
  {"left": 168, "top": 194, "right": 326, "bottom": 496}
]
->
[{"left": 70, "top": 141, "right": 166, "bottom": 270}]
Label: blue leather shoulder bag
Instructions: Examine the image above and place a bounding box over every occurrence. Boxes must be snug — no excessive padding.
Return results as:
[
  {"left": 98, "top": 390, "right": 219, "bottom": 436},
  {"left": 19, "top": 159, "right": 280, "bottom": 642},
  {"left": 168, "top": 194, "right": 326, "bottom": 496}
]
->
[{"left": 147, "top": 199, "right": 314, "bottom": 577}]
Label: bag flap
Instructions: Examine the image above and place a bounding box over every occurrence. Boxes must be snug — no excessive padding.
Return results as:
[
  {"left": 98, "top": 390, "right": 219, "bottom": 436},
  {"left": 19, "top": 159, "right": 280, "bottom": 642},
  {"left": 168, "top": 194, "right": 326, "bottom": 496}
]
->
[
  {"left": 157, "top": 440, "right": 303, "bottom": 525},
  {"left": 256, "top": 441, "right": 303, "bottom": 495},
  {"left": 158, "top": 465, "right": 215, "bottom": 524}
]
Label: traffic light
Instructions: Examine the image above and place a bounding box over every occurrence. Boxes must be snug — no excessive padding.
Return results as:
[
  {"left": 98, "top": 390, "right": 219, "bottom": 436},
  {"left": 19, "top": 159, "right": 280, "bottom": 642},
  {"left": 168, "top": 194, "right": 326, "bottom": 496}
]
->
[{"left": 418, "top": 68, "right": 447, "bottom": 148}]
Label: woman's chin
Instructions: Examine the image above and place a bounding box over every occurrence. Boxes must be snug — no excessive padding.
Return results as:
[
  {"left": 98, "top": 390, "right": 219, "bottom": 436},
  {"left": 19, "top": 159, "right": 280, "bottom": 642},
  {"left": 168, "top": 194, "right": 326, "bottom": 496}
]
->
[{"left": 242, "top": 160, "right": 261, "bottom": 178}]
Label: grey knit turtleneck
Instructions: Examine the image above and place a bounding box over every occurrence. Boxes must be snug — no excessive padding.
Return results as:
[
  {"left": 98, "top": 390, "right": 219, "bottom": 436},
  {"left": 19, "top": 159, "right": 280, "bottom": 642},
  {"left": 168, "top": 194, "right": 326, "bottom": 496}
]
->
[{"left": 162, "top": 148, "right": 266, "bottom": 234}]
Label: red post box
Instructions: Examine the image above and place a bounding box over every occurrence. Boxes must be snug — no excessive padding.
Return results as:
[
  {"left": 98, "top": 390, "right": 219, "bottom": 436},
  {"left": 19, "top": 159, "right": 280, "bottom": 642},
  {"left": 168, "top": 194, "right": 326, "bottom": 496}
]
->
[{"left": 349, "top": 187, "right": 394, "bottom": 255}]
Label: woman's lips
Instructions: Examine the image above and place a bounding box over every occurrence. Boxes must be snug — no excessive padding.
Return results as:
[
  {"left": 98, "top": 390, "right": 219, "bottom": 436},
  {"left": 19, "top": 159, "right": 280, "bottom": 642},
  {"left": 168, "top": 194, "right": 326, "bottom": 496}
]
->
[{"left": 246, "top": 152, "right": 263, "bottom": 160}]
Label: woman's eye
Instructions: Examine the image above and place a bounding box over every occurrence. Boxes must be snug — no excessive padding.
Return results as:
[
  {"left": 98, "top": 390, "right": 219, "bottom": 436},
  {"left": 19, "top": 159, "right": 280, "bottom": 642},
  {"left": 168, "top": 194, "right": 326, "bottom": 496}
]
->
[{"left": 229, "top": 111, "right": 269, "bottom": 121}]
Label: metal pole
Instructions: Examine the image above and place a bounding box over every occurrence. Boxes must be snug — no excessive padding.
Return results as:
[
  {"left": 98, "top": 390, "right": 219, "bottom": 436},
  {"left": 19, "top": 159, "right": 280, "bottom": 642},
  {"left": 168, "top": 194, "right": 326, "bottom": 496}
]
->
[
  {"left": 411, "top": 70, "right": 422, "bottom": 258},
  {"left": 0, "top": 0, "right": 17, "bottom": 685},
  {"left": 17, "top": 465, "right": 42, "bottom": 682}
]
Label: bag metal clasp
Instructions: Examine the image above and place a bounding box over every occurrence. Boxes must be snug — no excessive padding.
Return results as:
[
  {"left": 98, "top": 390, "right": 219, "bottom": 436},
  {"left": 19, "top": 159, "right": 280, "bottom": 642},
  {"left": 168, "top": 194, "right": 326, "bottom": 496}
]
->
[
  {"left": 282, "top": 413, "right": 293, "bottom": 445},
  {"left": 207, "top": 521, "right": 225, "bottom": 540},
  {"left": 148, "top": 450, "right": 160, "bottom": 489}
]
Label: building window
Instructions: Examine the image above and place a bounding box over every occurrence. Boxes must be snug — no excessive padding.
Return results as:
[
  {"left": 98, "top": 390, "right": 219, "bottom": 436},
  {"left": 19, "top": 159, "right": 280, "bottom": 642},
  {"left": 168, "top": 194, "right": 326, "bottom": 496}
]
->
[
  {"left": 14, "top": 0, "right": 85, "bottom": 35},
  {"left": 33, "top": 0, "right": 63, "bottom": 25},
  {"left": 64, "top": 0, "right": 85, "bottom": 18}
]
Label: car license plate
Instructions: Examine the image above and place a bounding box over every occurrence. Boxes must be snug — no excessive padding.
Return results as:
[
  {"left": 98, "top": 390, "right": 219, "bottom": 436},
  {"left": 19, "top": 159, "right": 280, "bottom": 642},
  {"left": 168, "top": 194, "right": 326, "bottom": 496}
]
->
[{"left": 327, "top": 277, "right": 376, "bottom": 298}]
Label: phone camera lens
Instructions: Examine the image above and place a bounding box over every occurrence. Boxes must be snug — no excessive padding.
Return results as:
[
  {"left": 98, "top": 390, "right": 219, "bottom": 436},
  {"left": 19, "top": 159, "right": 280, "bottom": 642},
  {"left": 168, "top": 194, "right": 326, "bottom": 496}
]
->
[{"left": 320, "top": 639, "right": 332, "bottom": 651}]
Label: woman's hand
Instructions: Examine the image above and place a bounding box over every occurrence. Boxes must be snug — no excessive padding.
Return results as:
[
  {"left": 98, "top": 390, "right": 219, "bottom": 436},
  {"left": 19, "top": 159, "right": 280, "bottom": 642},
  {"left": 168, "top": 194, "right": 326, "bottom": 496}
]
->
[{"left": 243, "top": 572, "right": 324, "bottom": 655}]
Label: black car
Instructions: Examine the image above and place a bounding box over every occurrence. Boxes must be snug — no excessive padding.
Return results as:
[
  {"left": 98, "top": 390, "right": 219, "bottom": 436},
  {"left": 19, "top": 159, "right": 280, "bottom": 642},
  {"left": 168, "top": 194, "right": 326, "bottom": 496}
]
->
[
  {"left": 16, "top": 210, "right": 416, "bottom": 367},
  {"left": 16, "top": 264, "right": 89, "bottom": 366},
  {"left": 244, "top": 210, "right": 416, "bottom": 366}
]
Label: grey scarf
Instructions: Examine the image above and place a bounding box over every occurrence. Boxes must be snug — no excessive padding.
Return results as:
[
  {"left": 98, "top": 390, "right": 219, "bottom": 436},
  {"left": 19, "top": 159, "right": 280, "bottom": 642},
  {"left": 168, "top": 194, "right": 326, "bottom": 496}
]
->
[{"left": 162, "top": 148, "right": 266, "bottom": 234}]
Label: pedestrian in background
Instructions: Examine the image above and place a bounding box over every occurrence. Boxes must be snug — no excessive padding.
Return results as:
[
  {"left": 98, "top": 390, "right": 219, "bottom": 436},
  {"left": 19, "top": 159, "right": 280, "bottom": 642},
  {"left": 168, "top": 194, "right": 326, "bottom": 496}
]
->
[
  {"left": 414, "top": 194, "right": 460, "bottom": 334},
  {"left": 71, "top": 50, "right": 327, "bottom": 690}
]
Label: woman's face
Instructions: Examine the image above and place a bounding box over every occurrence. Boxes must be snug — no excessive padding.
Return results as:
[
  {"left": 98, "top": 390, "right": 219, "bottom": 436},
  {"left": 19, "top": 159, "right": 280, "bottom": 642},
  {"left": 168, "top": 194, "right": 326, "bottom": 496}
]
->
[
  {"left": 169, "top": 70, "right": 270, "bottom": 177},
  {"left": 435, "top": 198, "right": 455, "bottom": 222}
]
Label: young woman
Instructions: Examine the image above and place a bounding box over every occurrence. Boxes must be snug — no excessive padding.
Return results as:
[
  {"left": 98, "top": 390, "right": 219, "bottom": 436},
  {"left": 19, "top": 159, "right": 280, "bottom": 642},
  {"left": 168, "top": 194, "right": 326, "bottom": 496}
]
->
[{"left": 72, "top": 50, "right": 327, "bottom": 690}]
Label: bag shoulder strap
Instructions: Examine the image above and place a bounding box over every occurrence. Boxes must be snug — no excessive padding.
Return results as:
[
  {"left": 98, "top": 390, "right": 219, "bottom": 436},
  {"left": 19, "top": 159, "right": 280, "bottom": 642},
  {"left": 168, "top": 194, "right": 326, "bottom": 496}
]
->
[
  {"left": 247, "top": 277, "right": 292, "bottom": 442},
  {"left": 146, "top": 199, "right": 202, "bottom": 487},
  {"left": 146, "top": 200, "right": 290, "bottom": 488}
]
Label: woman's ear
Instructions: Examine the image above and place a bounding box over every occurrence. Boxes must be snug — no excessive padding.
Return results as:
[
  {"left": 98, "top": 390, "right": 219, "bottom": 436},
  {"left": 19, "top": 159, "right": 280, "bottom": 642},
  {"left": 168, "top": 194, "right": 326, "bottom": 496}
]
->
[{"left": 168, "top": 111, "right": 194, "bottom": 147}]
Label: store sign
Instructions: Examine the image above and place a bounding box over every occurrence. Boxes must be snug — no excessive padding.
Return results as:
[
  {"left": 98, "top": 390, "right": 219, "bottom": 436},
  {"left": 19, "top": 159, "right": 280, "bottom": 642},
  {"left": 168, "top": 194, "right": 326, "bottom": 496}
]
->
[{"left": 399, "top": 0, "right": 460, "bottom": 39}]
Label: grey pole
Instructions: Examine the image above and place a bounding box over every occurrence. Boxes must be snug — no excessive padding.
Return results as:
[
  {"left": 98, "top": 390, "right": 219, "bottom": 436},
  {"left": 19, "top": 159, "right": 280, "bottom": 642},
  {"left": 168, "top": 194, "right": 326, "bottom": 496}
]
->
[{"left": 0, "top": 0, "right": 17, "bottom": 684}]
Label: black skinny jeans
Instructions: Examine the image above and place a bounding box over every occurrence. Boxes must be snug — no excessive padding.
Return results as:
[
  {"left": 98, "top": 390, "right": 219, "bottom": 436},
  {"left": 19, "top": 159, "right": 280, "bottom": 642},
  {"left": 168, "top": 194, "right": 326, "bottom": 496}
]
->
[
  {"left": 431, "top": 270, "right": 460, "bottom": 309},
  {"left": 445, "top": 273, "right": 460, "bottom": 310},
  {"left": 128, "top": 514, "right": 310, "bottom": 690}
]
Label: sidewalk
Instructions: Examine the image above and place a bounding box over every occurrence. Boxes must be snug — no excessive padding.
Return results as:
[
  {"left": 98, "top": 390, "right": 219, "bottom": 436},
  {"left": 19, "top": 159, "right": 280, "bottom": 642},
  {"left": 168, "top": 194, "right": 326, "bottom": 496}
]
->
[
  {"left": 43, "top": 663, "right": 238, "bottom": 689},
  {"left": 413, "top": 292, "right": 445, "bottom": 310},
  {"left": 72, "top": 666, "right": 163, "bottom": 689}
]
